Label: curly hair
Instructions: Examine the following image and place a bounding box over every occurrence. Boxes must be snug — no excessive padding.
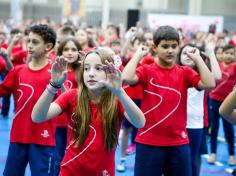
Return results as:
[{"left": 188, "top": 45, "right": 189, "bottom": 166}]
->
[{"left": 29, "top": 24, "right": 56, "bottom": 48}]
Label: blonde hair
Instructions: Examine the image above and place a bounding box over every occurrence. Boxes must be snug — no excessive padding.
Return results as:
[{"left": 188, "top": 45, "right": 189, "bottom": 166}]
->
[{"left": 73, "top": 47, "right": 119, "bottom": 150}]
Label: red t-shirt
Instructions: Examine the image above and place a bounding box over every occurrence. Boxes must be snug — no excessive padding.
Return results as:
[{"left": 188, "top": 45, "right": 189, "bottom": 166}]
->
[
  {"left": 122, "top": 55, "right": 143, "bottom": 99},
  {"left": 209, "top": 63, "right": 236, "bottom": 101},
  {"left": 0, "top": 56, "right": 7, "bottom": 73},
  {"left": 0, "top": 64, "right": 56, "bottom": 146},
  {"left": 135, "top": 63, "right": 200, "bottom": 146},
  {"left": 12, "top": 50, "right": 28, "bottom": 66},
  {"left": 141, "top": 55, "right": 155, "bottom": 65},
  {"left": 66, "top": 71, "right": 78, "bottom": 89},
  {"left": 55, "top": 89, "right": 124, "bottom": 176}
]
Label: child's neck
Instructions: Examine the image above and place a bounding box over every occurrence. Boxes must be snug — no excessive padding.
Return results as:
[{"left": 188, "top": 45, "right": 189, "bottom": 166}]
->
[
  {"left": 88, "top": 91, "right": 102, "bottom": 104},
  {"left": 29, "top": 56, "right": 48, "bottom": 70},
  {"left": 155, "top": 58, "right": 175, "bottom": 69},
  {"left": 82, "top": 43, "right": 89, "bottom": 50},
  {"left": 222, "top": 62, "right": 231, "bottom": 67}
]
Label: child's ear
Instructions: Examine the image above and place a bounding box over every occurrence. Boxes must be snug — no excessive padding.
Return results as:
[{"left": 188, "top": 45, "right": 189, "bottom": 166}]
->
[{"left": 45, "top": 43, "right": 54, "bottom": 52}]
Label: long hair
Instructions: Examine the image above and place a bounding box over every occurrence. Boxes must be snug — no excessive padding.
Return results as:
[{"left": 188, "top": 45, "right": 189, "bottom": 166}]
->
[{"left": 74, "top": 47, "right": 119, "bottom": 151}]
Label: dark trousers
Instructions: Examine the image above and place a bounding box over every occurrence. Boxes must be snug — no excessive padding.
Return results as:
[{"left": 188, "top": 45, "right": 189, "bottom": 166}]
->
[{"left": 208, "top": 98, "right": 235, "bottom": 155}]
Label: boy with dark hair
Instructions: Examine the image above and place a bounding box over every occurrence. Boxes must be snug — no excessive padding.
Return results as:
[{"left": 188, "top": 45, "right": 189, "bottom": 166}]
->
[
  {"left": 122, "top": 25, "right": 216, "bottom": 176},
  {"left": 2, "top": 24, "right": 56, "bottom": 176}
]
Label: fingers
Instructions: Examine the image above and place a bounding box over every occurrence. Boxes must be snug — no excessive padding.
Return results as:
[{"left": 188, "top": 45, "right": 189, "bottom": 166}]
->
[{"left": 103, "top": 60, "right": 117, "bottom": 74}]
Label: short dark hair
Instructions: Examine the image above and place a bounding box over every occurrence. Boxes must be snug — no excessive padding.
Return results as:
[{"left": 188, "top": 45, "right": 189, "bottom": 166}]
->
[
  {"left": 10, "top": 28, "right": 21, "bottom": 35},
  {"left": 153, "top": 25, "right": 179, "bottom": 46},
  {"left": 57, "top": 25, "right": 75, "bottom": 36},
  {"left": 222, "top": 45, "right": 235, "bottom": 52},
  {"left": 29, "top": 24, "right": 56, "bottom": 48}
]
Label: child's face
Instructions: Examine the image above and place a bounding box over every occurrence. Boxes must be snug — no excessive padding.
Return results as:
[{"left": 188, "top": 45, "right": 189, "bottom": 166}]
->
[
  {"left": 55, "top": 33, "right": 67, "bottom": 51},
  {"left": 222, "top": 48, "right": 235, "bottom": 65},
  {"left": 111, "top": 43, "right": 121, "bottom": 55},
  {"left": 83, "top": 53, "right": 106, "bottom": 94},
  {"left": 180, "top": 46, "right": 195, "bottom": 67},
  {"left": 216, "top": 48, "right": 223, "bottom": 62},
  {"left": 62, "top": 40, "right": 79, "bottom": 63},
  {"left": 76, "top": 29, "right": 88, "bottom": 46},
  {"left": 155, "top": 40, "right": 179, "bottom": 67},
  {"left": 144, "top": 32, "right": 153, "bottom": 48},
  {"left": 27, "top": 32, "right": 48, "bottom": 59}
]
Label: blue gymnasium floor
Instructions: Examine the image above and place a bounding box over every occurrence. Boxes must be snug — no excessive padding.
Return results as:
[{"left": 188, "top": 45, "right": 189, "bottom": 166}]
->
[{"left": 0, "top": 99, "right": 236, "bottom": 176}]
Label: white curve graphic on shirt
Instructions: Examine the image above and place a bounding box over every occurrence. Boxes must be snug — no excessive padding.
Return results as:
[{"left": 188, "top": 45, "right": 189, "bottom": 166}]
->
[
  {"left": 17, "top": 89, "right": 23, "bottom": 102},
  {"left": 67, "top": 113, "right": 76, "bottom": 131},
  {"left": 139, "top": 78, "right": 181, "bottom": 136},
  {"left": 14, "top": 83, "right": 34, "bottom": 119},
  {"left": 61, "top": 125, "right": 96, "bottom": 167},
  {"left": 122, "top": 85, "right": 130, "bottom": 89},
  {"left": 211, "top": 71, "right": 229, "bottom": 93},
  {"left": 65, "top": 80, "right": 73, "bottom": 89}
]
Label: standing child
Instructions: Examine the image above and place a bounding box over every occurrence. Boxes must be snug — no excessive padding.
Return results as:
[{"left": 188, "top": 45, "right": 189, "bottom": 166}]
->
[
  {"left": 53, "top": 37, "right": 82, "bottom": 175},
  {"left": 122, "top": 25, "right": 215, "bottom": 176},
  {"left": 32, "top": 47, "right": 145, "bottom": 176},
  {"left": 178, "top": 37, "right": 221, "bottom": 176},
  {"left": 207, "top": 45, "right": 236, "bottom": 165},
  {"left": 2, "top": 24, "right": 57, "bottom": 175}
]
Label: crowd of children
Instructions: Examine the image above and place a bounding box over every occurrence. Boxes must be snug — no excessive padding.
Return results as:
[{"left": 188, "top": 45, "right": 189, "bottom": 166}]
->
[{"left": 0, "top": 17, "right": 236, "bottom": 176}]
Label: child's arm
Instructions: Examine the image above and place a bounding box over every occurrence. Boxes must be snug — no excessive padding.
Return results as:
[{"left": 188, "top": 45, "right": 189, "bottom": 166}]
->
[
  {"left": 219, "top": 89, "right": 236, "bottom": 124},
  {"left": 122, "top": 45, "right": 148, "bottom": 85},
  {"left": 32, "top": 57, "right": 68, "bottom": 123},
  {"left": 101, "top": 61, "right": 145, "bottom": 128},
  {"left": 120, "top": 27, "right": 136, "bottom": 60},
  {"left": 204, "top": 34, "right": 222, "bottom": 81},
  {"left": 186, "top": 47, "right": 216, "bottom": 90}
]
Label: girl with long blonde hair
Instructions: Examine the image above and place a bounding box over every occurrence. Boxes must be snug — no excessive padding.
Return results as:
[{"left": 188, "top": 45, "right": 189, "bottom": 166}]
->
[{"left": 32, "top": 47, "right": 145, "bottom": 176}]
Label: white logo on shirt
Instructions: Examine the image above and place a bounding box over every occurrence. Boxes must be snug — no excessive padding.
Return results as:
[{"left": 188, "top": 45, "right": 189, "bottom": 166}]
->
[
  {"left": 181, "top": 131, "right": 187, "bottom": 139},
  {"left": 41, "top": 130, "right": 50, "bottom": 138},
  {"left": 102, "top": 170, "right": 110, "bottom": 176}
]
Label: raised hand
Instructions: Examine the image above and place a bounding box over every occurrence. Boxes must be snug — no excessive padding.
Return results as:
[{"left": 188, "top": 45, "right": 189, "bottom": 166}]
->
[
  {"left": 186, "top": 47, "right": 202, "bottom": 63},
  {"left": 126, "top": 27, "right": 137, "bottom": 42},
  {"left": 135, "top": 45, "right": 149, "bottom": 58},
  {"left": 99, "top": 60, "right": 122, "bottom": 96},
  {"left": 50, "top": 56, "right": 68, "bottom": 87},
  {"left": 12, "top": 33, "right": 23, "bottom": 45}
]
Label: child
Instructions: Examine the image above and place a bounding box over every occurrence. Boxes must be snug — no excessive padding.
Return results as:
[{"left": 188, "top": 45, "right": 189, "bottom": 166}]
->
[
  {"left": 1, "top": 24, "right": 56, "bottom": 175},
  {"left": 207, "top": 45, "right": 236, "bottom": 165},
  {"left": 53, "top": 37, "right": 82, "bottom": 175},
  {"left": 57, "top": 37, "right": 82, "bottom": 88},
  {"left": 122, "top": 25, "right": 215, "bottom": 176},
  {"left": 178, "top": 38, "right": 221, "bottom": 176},
  {"left": 32, "top": 47, "right": 145, "bottom": 176},
  {"left": 116, "top": 28, "right": 145, "bottom": 172}
]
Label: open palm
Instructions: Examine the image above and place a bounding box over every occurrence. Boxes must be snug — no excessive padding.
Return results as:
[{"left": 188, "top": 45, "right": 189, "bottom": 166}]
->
[
  {"left": 100, "top": 61, "right": 122, "bottom": 95},
  {"left": 50, "top": 56, "right": 68, "bottom": 87}
]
